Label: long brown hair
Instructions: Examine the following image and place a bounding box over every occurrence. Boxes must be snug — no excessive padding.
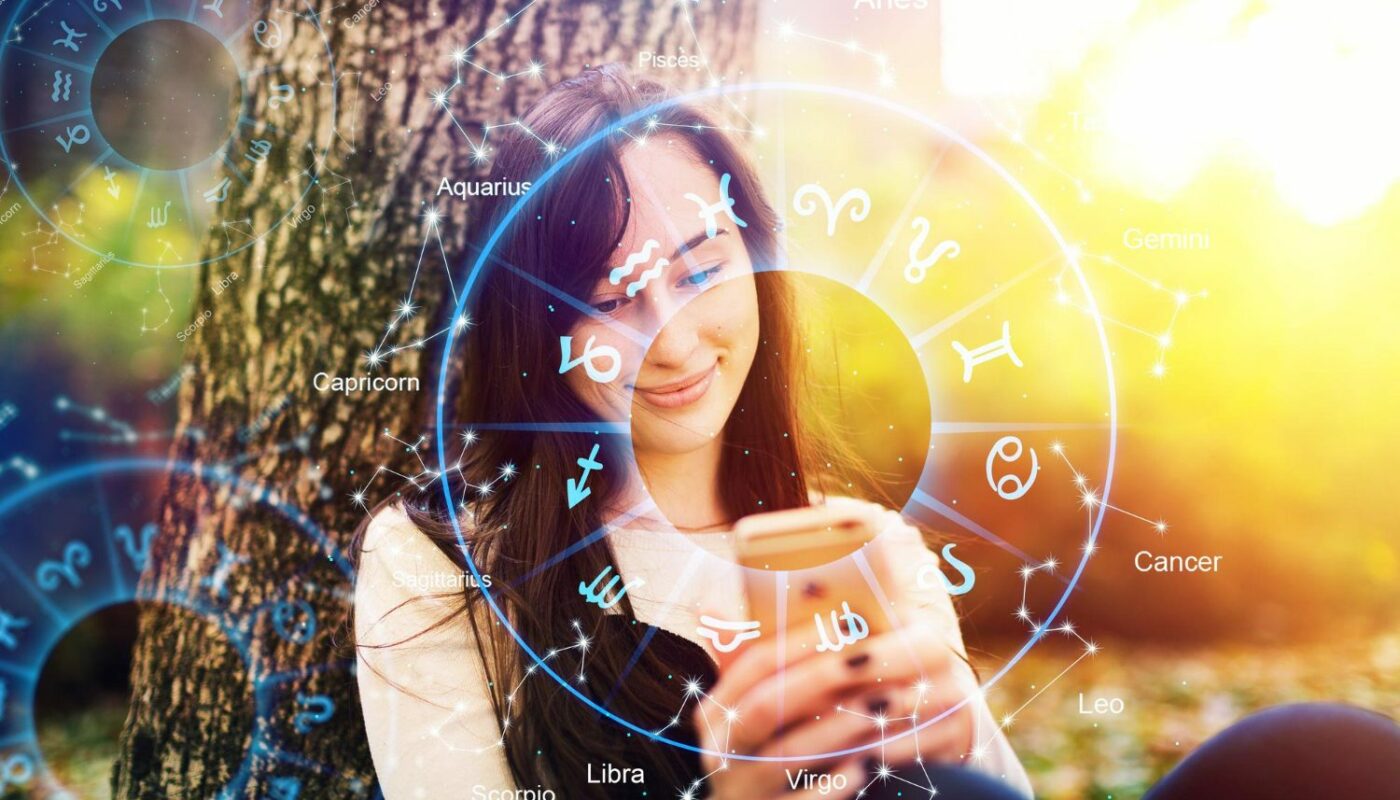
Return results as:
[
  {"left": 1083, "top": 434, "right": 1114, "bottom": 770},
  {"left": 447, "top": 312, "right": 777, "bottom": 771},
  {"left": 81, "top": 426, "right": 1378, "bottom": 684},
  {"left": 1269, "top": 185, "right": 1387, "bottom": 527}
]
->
[{"left": 357, "top": 65, "right": 850, "bottom": 795}]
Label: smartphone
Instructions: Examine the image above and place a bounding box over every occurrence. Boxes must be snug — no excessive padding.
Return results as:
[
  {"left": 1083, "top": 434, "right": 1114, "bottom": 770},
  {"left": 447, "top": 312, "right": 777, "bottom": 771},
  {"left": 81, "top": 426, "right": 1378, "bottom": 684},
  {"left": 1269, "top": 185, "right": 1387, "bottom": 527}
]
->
[{"left": 726, "top": 503, "right": 893, "bottom": 666}]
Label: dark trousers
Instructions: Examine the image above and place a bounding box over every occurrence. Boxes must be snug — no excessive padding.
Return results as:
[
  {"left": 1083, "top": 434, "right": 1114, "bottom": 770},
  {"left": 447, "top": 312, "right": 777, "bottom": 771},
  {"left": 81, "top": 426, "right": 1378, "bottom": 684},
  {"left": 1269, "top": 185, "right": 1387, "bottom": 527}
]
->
[{"left": 866, "top": 703, "right": 1400, "bottom": 799}]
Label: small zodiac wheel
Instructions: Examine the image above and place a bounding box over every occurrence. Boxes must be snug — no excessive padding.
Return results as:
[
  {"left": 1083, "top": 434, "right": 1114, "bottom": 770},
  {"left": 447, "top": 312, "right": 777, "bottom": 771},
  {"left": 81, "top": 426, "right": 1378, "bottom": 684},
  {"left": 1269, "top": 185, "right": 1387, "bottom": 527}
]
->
[
  {"left": 0, "top": 458, "right": 356, "bottom": 797},
  {"left": 0, "top": 0, "right": 336, "bottom": 268},
  {"left": 435, "top": 82, "right": 1118, "bottom": 765}
]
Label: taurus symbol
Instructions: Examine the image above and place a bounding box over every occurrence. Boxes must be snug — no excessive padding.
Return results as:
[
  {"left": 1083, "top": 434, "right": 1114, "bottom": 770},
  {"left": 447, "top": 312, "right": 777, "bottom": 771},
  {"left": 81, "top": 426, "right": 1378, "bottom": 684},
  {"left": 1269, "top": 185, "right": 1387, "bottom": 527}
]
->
[
  {"left": 146, "top": 200, "right": 171, "bottom": 229},
  {"left": 903, "top": 216, "right": 960, "bottom": 284},
  {"left": 0, "top": 609, "right": 30, "bottom": 651},
  {"left": 268, "top": 83, "right": 295, "bottom": 109},
  {"left": 813, "top": 601, "right": 869, "bottom": 653},
  {"left": 54, "top": 124, "right": 90, "bottom": 153},
  {"left": 683, "top": 172, "right": 748, "bottom": 240},
  {"left": 984, "top": 435, "right": 1039, "bottom": 500},
  {"left": 272, "top": 599, "right": 317, "bottom": 644},
  {"left": 36, "top": 540, "right": 92, "bottom": 590},
  {"left": 52, "top": 20, "right": 87, "bottom": 52},
  {"left": 245, "top": 139, "right": 272, "bottom": 163},
  {"left": 951, "top": 321, "right": 1023, "bottom": 383},
  {"left": 792, "top": 183, "right": 871, "bottom": 237},
  {"left": 558, "top": 335, "right": 622, "bottom": 383},
  {"left": 292, "top": 693, "right": 336, "bottom": 733},
  {"left": 578, "top": 565, "right": 643, "bottom": 610},
  {"left": 114, "top": 522, "right": 157, "bottom": 569},
  {"left": 917, "top": 543, "right": 976, "bottom": 596},
  {"left": 253, "top": 19, "right": 283, "bottom": 48}
]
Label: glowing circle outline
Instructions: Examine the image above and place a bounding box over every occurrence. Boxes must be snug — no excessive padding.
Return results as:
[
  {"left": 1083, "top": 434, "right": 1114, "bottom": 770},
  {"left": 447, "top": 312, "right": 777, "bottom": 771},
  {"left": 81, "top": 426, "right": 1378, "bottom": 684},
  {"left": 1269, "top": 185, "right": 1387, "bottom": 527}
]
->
[{"left": 434, "top": 81, "right": 1119, "bottom": 762}]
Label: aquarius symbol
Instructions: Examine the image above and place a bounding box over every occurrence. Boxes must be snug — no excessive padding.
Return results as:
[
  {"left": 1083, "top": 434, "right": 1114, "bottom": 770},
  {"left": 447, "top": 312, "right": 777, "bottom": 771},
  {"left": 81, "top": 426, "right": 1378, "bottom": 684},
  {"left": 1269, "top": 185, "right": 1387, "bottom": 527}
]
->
[
  {"left": 792, "top": 183, "right": 871, "bottom": 237},
  {"left": 903, "top": 216, "right": 960, "bottom": 284},
  {"left": 268, "top": 83, "right": 295, "bottom": 109},
  {"left": 201, "top": 542, "right": 248, "bottom": 599},
  {"left": 245, "top": 139, "right": 273, "bottom": 164},
  {"left": 985, "top": 435, "right": 1039, "bottom": 500},
  {"left": 201, "top": 0, "right": 224, "bottom": 17},
  {"left": 566, "top": 443, "right": 602, "bottom": 508},
  {"left": 203, "top": 177, "right": 231, "bottom": 204},
  {"left": 292, "top": 693, "right": 336, "bottom": 733},
  {"left": 114, "top": 522, "right": 157, "bottom": 569},
  {"left": 558, "top": 335, "right": 621, "bottom": 383},
  {"left": 917, "top": 543, "right": 976, "bottom": 596},
  {"left": 146, "top": 200, "right": 171, "bottom": 229},
  {"left": 0, "top": 609, "right": 29, "bottom": 651},
  {"left": 0, "top": 754, "right": 34, "bottom": 794},
  {"left": 49, "top": 70, "right": 72, "bottom": 102},
  {"left": 54, "top": 124, "right": 90, "bottom": 153},
  {"left": 102, "top": 167, "right": 120, "bottom": 199},
  {"left": 951, "top": 320, "right": 1023, "bottom": 383},
  {"left": 253, "top": 19, "right": 283, "bottom": 48},
  {"left": 696, "top": 615, "right": 761, "bottom": 653},
  {"left": 36, "top": 540, "right": 92, "bottom": 590},
  {"left": 53, "top": 20, "right": 87, "bottom": 52},
  {"left": 683, "top": 172, "right": 747, "bottom": 239},
  {"left": 578, "top": 565, "right": 643, "bottom": 610},
  {"left": 268, "top": 776, "right": 301, "bottom": 800},
  {"left": 813, "top": 601, "right": 869, "bottom": 653},
  {"left": 272, "top": 599, "right": 317, "bottom": 644},
  {"left": 609, "top": 239, "right": 669, "bottom": 298}
]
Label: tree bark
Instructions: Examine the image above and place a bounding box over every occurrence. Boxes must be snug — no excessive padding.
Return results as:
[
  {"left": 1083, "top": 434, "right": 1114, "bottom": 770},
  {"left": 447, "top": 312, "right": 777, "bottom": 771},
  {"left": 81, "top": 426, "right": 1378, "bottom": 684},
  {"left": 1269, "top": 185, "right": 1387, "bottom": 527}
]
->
[{"left": 112, "top": 1, "right": 758, "bottom": 797}]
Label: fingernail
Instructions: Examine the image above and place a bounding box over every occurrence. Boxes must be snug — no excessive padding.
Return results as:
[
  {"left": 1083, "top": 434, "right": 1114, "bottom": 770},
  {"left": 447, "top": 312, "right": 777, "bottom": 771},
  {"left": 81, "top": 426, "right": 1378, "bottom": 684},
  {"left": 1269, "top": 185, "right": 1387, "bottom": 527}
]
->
[
  {"left": 866, "top": 696, "right": 890, "bottom": 715},
  {"left": 846, "top": 652, "right": 870, "bottom": 669}
]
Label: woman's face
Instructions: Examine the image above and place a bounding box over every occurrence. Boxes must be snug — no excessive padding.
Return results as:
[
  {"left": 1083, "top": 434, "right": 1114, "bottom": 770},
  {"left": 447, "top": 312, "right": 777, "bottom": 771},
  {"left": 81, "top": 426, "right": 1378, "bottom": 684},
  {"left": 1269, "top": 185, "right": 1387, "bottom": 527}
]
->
[{"left": 562, "top": 137, "right": 761, "bottom": 458}]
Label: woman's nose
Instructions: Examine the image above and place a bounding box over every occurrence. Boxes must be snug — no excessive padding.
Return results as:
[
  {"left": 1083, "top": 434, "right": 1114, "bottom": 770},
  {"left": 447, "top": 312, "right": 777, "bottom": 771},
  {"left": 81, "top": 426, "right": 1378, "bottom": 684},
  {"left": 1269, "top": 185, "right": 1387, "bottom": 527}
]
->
[{"left": 641, "top": 292, "right": 701, "bottom": 368}]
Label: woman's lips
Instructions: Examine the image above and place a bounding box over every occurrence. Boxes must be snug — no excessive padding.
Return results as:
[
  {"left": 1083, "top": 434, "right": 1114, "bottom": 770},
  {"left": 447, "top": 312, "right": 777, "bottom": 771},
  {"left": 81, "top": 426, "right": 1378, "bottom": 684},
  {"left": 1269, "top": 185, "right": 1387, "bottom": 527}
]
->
[{"left": 634, "top": 364, "right": 716, "bottom": 409}]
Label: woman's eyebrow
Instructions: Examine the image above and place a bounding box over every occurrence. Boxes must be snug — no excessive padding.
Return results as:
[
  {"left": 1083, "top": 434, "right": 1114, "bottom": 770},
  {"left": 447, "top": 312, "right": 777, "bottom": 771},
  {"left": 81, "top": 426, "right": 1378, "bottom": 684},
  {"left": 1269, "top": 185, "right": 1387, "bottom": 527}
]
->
[{"left": 670, "top": 227, "right": 729, "bottom": 262}]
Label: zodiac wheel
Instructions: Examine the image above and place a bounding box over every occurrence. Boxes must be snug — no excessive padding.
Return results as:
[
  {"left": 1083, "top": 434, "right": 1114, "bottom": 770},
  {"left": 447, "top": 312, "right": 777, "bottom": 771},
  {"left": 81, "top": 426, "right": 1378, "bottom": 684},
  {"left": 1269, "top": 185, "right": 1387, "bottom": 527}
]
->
[
  {"left": 0, "top": 458, "right": 355, "bottom": 798},
  {"left": 0, "top": 0, "right": 336, "bottom": 268},
  {"left": 434, "top": 82, "right": 1118, "bottom": 764}
]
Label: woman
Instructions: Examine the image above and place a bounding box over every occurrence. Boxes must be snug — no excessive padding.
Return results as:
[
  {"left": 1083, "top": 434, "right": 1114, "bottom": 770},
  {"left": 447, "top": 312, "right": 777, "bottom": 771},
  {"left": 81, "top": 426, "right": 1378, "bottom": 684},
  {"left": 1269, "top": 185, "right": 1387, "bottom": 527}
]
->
[{"left": 354, "top": 66, "right": 1399, "bottom": 800}]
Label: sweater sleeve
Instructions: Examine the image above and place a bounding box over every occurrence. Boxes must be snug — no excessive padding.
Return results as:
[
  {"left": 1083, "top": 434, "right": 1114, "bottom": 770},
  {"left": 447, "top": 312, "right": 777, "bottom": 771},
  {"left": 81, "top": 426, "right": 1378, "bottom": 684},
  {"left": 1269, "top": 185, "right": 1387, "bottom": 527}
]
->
[
  {"left": 866, "top": 502, "right": 1036, "bottom": 798},
  {"left": 354, "top": 505, "right": 529, "bottom": 799}
]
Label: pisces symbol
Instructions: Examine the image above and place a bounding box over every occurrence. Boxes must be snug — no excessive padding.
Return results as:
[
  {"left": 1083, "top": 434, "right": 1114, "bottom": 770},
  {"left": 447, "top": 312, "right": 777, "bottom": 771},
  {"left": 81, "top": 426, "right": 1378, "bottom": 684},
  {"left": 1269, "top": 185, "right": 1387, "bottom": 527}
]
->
[
  {"left": 292, "top": 693, "right": 336, "bottom": 733},
  {"left": 558, "top": 335, "right": 622, "bottom": 383},
  {"left": 903, "top": 217, "right": 960, "bottom": 284},
  {"left": 578, "top": 565, "right": 643, "bottom": 610},
  {"left": 609, "top": 238, "right": 669, "bottom": 298},
  {"left": 792, "top": 183, "right": 871, "bottom": 237},
  {"left": 683, "top": 172, "right": 747, "bottom": 239},
  {"left": 35, "top": 541, "right": 92, "bottom": 590},
  {"left": 52, "top": 20, "right": 87, "bottom": 52},
  {"left": 813, "top": 601, "right": 870, "bottom": 653},
  {"left": 49, "top": 70, "right": 72, "bottom": 102},
  {"left": 917, "top": 543, "right": 976, "bottom": 596}
]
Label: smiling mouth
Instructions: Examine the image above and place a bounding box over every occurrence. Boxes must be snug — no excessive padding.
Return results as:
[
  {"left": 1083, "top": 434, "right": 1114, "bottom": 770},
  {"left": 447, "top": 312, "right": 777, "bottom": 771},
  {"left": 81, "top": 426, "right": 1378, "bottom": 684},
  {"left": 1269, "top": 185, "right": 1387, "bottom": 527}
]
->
[{"left": 633, "top": 364, "right": 717, "bottom": 410}]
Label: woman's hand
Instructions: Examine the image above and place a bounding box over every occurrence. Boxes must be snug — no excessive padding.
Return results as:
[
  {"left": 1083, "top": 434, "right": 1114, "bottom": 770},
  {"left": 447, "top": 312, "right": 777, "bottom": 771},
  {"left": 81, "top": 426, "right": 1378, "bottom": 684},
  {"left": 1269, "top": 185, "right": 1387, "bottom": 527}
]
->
[{"left": 693, "top": 609, "right": 978, "bottom": 800}]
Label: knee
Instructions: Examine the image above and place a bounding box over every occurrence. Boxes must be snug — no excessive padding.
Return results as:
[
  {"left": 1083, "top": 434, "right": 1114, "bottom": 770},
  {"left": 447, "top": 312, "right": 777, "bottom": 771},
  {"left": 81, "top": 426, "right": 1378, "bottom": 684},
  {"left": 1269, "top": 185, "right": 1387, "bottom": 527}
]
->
[{"left": 1231, "top": 702, "right": 1399, "bottom": 746}]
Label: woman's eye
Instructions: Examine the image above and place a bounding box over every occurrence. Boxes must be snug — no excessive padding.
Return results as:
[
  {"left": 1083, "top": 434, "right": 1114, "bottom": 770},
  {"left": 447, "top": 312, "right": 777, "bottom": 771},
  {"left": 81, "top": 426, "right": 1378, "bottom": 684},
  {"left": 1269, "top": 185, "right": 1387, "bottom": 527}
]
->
[
  {"left": 678, "top": 265, "right": 724, "bottom": 289},
  {"left": 590, "top": 297, "right": 627, "bottom": 314}
]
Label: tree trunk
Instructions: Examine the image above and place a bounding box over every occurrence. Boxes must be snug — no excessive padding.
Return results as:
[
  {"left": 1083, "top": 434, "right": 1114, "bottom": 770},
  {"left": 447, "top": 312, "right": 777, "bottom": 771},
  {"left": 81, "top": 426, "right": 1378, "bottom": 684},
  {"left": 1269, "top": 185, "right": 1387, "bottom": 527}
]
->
[{"left": 112, "top": 1, "right": 758, "bottom": 797}]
